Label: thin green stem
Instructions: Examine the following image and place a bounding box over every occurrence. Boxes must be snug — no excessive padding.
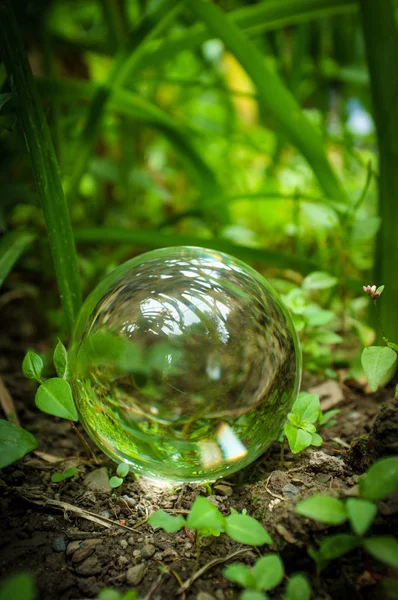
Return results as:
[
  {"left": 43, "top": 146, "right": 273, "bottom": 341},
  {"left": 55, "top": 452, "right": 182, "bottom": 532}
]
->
[{"left": 0, "top": 1, "right": 81, "bottom": 333}]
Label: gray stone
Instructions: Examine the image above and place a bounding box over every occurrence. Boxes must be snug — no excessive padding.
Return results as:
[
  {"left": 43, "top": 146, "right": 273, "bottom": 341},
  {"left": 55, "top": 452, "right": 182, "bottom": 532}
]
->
[
  {"left": 52, "top": 535, "right": 66, "bottom": 552},
  {"left": 128, "top": 536, "right": 135, "bottom": 546},
  {"left": 126, "top": 563, "right": 147, "bottom": 586},
  {"left": 83, "top": 467, "right": 111, "bottom": 493},
  {"left": 120, "top": 539, "right": 128, "bottom": 549},
  {"left": 196, "top": 593, "right": 216, "bottom": 600},
  {"left": 66, "top": 541, "right": 81, "bottom": 556},
  {"left": 75, "top": 555, "right": 103, "bottom": 576},
  {"left": 72, "top": 539, "right": 102, "bottom": 563},
  {"left": 140, "top": 543, "right": 155, "bottom": 558},
  {"left": 213, "top": 484, "right": 233, "bottom": 497},
  {"left": 282, "top": 483, "right": 300, "bottom": 498}
]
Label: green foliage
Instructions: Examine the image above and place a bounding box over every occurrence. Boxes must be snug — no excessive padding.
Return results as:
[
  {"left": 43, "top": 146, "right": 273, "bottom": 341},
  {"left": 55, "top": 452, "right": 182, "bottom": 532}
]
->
[
  {"left": 283, "top": 574, "right": 311, "bottom": 600},
  {"left": 22, "top": 351, "right": 43, "bottom": 383},
  {"left": 116, "top": 463, "right": 129, "bottom": 478},
  {"left": 0, "top": 572, "right": 36, "bottom": 600},
  {"left": 51, "top": 466, "right": 78, "bottom": 483},
  {"left": 35, "top": 378, "right": 78, "bottom": 421},
  {"left": 284, "top": 392, "right": 323, "bottom": 453},
  {"left": 296, "top": 496, "right": 347, "bottom": 525},
  {"left": 359, "top": 456, "right": 398, "bottom": 501},
  {"left": 362, "top": 537, "right": 398, "bottom": 568},
  {"left": 109, "top": 476, "right": 124, "bottom": 489},
  {"left": 149, "top": 497, "right": 272, "bottom": 546},
  {"left": 225, "top": 511, "right": 273, "bottom": 546},
  {"left": 53, "top": 340, "right": 70, "bottom": 380},
  {"left": 361, "top": 346, "right": 397, "bottom": 391},
  {"left": 0, "top": 231, "right": 35, "bottom": 289},
  {"left": 224, "top": 554, "right": 284, "bottom": 594},
  {"left": 0, "top": 419, "right": 38, "bottom": 469},
  {"left": 296, "top": 458, "right": 398, "bottom": 570},
  {"left": 302, "top": 271, "right": 338, "bottom": 291},
  {"left": 97, "top": 588, "right": 137, "bottom": 600},
  {"left": 23, "top": 348, "right": 78, "bottom": 422},
  {"left": 346, "top": 498, "right": 377, "bottom": 536}
]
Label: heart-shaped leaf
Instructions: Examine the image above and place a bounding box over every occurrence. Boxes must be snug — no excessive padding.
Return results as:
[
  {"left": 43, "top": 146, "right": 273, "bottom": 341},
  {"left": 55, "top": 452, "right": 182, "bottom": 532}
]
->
[{"left": 35, "top": 378, "right": 78, "bottom": 421}]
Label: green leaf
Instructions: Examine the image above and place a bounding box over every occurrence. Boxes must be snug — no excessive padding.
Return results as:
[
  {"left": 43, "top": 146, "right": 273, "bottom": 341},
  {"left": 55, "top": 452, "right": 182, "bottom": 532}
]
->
[
  {"left": 284, "top": 423, "right": 312, "bottom": 454},
  {"left": 97, "top": 589, "right": 122, "bottom": 600},
  {"left": 303, "top": 271, "right": 338, "bottom": 290},
  {"left": 287, "top": 413, "right": 302, "bottom": 427},
  {"left": 311, "top": 433, "right": 323, "bottom": 447},
  {"left": 319, "top": 534, "right": 359, "bottom": 559},
  {"left": 0, "top": 419, "right": 38, "bottom": 469},
  {"left": 225, "top": 512, "right": 272, "bottom": 546},
  {"left": 252, "top": 554, "right": 284, "bottom": 591},
  {"left": 388, "top": 342, "right": 398, "bottom": 353},
  {"left": 361, "top": 346, "right": 397, "bottom": 391},
  {"left": 382, "top": 578, "right": 398, "bottom": 599},
  {"left": 359, "top": 457, "right": 398, "bottom": 501},
  {"left": 291, "top": 393, "right": 320, "bottom": 423},
  {"left": 0, "top": 231, "right": 35, "bottom": 289},
  {"left": 35, "top": 378, "right": 78, "bottom": 421},
  {"left": 283, "top": 574, "right": 311, "bottom": 600},
  {"left": 53, "top": 340, "right": 69, "bottom": 380},
  {"left": 63, "top": 466, "right": 78, "bottom": 479},
  {"left": 223, "top": 563, "right": 255, "bottom": 589},
  {"left": 116, "top": 463, "right": 129, "bottom": 478},
  {"left": 240, "top": 591, "right": 267, "bottom": 600},
  {"left": 296, "top": 496, "right": 347, "bottom": 525},
  {"left": 301, "top": 423, "right": 316, "bottom": 434},
  {"left": 148, "top": 510, "right": 186, "bottom": 533},
  {"left": 51, "top": 473, "right": 66, "bottom": 483},
  {"left": 187, "top": 496, "right": 226, "bottom": 534},
  {"left": 376, "top": 285, "right": 385, "bottom": 296},
  {"left": 0, "top": 572, "right": 36, "bottom": 600},
  {"left": 109, "top": 476, "right": 124, "bottom": 488},
  {"left": 22, "top": 351, "right": 43, "bottom": 383},
  {"left": 315, "top": 331, "right": 343, "bottom": 344},
  {"left": 346, "top": 498, "right": 377, "bottom": 536},
  {"left": 363, "top": 537, "right": 398, "bottom": 567}
]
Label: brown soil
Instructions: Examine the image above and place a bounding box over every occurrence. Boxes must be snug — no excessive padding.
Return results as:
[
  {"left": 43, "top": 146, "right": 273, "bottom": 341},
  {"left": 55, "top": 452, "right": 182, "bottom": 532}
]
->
[{"left": 1, "top": 305, "right": 397, "bottom": 600}]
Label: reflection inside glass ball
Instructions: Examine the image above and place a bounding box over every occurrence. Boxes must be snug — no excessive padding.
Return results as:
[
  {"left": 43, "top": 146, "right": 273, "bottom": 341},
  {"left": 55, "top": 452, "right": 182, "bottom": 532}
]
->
[{"left": 69, "top": 247, "right": 301, "bottom": 481}]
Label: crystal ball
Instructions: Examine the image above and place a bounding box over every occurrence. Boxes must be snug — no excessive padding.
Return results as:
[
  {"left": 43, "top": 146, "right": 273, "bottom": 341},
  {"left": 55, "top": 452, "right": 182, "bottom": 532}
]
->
[{"left": 69, "top": 247, "right": 301, "bottom": 482}]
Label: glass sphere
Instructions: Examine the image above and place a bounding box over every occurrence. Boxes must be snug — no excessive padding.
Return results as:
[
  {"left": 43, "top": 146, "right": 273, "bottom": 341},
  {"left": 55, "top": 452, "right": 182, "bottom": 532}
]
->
[{"left": 69, "top": 247, "right": 301, "bottom": 482}]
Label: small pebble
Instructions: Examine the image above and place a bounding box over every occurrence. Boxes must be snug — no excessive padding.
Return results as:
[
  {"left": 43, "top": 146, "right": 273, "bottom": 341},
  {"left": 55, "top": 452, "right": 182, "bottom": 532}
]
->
[
  {"left": 66, "top": 541, "right": 81, "bottom": 556},
  {"left": 196, "top": 593, "right": 217, "bottom": 600},
  {"left": 213, "top": 484, "right": 233, "bottom": 497},
  {"left": 128, "top": 537, "right": 135, "bottom": 546},
  {"left": 140, "top": 543, "right": 155, "bottom": 558},
  {"left": 120, "top": 539, "right": 128, "bottom": 549},
  {"left": 133, "top": 550, "right": 141, "bottom": 558},
  {"left": 184, "top": 542, "right": 193, "bottom": 550},
  {"left": 71, "top": 539, "right": 102, "bottom": 563},
  {"left": 206, "top": 495, "right": 220, "bottom": 506},
  {"left": 282, "top": 483, "right": 300, "bottom": 498},
  {"left": 118, "top": 555, "right": 129, "bottom": 566},
  {"left": 126, "top": 563, "right": 147, "bottom": 586},
  {"left": 52, "top": 535, "right": 66, "bottom": 552}
]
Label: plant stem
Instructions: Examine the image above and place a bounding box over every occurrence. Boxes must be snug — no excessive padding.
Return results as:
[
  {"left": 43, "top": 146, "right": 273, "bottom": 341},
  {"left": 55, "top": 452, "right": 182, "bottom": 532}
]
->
[
  {"left": 359, "top": 0, "right": 398, "bottom": 343},
  {"left": 0, "top": 1, "right": 81, "bottom": 333}
]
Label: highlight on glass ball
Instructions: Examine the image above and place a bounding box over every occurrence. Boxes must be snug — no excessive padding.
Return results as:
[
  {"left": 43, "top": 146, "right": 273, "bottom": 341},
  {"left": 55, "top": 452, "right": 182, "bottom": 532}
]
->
[{"left": 69, "top": 247, "right": 301, "bottom": 482}]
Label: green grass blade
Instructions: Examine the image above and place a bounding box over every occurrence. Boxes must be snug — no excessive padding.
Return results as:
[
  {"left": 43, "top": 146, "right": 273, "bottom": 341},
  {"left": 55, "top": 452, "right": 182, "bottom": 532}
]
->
[
  {"left": 138, "top": 0, "right": 356, "bottom": 71},
  {"left": 0, "top": 231, "right": 36, "bottom": 288},
  {"left": 38, "top": 78, "right": 222, "bottom": 198},
  {"left": 74, "top": 226, "right": 320, "bottom": 274},
  {"left": 190, "top": 1, "right": 347, "bottom": 206},
  {"left": 67, "top": 0, "right": 184, "bottom": 204},
  {"left": 359, "top": 0, "right": 398, "bottom": 343},
  {"left": 0, "top": 2, "right": 81, "bottom": 332}
]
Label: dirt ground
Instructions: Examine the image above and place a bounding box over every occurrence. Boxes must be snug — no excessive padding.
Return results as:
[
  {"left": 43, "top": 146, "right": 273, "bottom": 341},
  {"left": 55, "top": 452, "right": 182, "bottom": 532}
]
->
[{"left": 1, "top": 303, "right": 397, "bottom": 600}]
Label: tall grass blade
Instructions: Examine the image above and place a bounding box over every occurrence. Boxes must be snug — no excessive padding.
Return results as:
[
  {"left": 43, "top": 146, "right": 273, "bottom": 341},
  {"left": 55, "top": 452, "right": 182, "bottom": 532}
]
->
[
  {"left": 191, "top": 1, "right": 347, "bottom": 206},
  {"left": 0, "top": 2, "right": 81, "bottom": 332},
  {"left": 0, "top": 231, "right": 35, "bottom": 288},
  {"left": 359, "top": 0, "right": 398, "bottom": 342}
]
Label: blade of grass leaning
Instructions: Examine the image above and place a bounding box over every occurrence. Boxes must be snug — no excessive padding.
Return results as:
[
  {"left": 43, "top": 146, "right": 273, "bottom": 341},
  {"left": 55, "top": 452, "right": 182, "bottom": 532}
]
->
[
  {"left": 0, "top": 231, "right": 36, "bottom": 288},
  {"left": 67, "top": 0, "right": 188, "bottom": 204},
  {"left": 190, "top": 1, "right": 347, "bottom": 207},
  {"left": 138, "top": 0, "right": 357, "bottom": 71},
  {"left": 359, "top": 0, "right": 398, "bottom": 343},
  {"left": 74, "top": 226, "right": 323, "bottom": 275},
  {"left": 38, "top": 78, "right": 222, "bottom": 198},
  {"left": 0, "top": 2, "right": 81, "bottom": 332}
]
